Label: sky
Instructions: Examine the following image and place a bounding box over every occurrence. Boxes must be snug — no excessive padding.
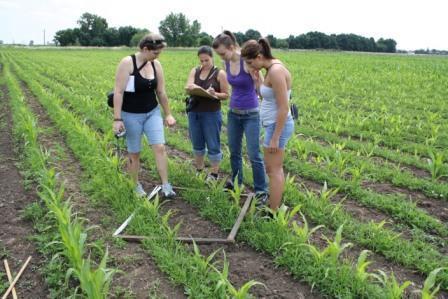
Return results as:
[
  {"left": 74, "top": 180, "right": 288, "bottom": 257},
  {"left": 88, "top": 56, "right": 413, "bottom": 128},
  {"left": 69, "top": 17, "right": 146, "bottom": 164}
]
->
[{"left": 1, "top": 0, "right": 447, "bottom": 50}]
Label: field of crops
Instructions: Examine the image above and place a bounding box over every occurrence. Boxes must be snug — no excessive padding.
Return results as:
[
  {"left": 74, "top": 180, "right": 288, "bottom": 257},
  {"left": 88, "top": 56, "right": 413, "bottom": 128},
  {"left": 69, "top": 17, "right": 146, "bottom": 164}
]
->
[{"left": 0, "top": 47, "right": 447, "bottom": 298}]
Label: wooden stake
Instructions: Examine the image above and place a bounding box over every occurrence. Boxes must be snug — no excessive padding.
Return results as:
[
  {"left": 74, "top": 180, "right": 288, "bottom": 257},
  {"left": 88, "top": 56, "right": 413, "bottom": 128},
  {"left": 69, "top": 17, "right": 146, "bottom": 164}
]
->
[
  {"left": 3, "top": 260, "right": 17, "bottom": 299},
  {"left": 2, "top": 256, "right": 31, "bottom": 299},
  {"left": 227, "top": 193, "right": 253, "bottom": 241},
  {"left": 115, "top": 234, "right": 233, "bottom": 244}
]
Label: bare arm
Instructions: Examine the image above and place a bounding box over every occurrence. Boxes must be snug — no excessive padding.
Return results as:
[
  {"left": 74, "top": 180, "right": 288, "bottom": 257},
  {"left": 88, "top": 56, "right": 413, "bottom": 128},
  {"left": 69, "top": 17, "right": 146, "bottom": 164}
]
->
[
  {"left": 270, "top": 67, "right": 289, "bottom": 145},
  {"left": 155, "top": 60, "right": 176, "bottom": 126},
  {"left": 113, "top": 57, "right": 132, "bottom": 119},
  {"left": 185, "top": 68, "right": 200, "bottom": 92},
  {"left": 112, "top": 57, "right": 132, "bottom": 133},
  {"left": 211, "top": 70, "right": 229, "bottom": 100},
  {"left": 245, "top": 62, "right": 263, "bottom": 95}
]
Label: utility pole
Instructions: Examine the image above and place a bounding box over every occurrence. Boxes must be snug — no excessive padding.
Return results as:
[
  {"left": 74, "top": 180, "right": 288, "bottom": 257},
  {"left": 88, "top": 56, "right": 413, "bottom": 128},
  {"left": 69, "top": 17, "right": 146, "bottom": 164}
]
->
[{"left": 43, "top": 29, "right": 46, "bottom": 45}]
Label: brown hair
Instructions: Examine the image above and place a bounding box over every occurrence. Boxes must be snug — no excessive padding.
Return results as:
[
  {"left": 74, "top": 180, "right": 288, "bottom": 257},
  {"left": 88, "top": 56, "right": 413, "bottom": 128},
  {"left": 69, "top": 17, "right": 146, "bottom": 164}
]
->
[
  {"left": 241, "top": 38, "right": 275, "bottom": 60},
  {"left": 198, "top": 45, "right": 213, "bottom": 57},
  {"left": 212, "top": 30, "right": 238, "bottom": 49},
  {"left": 139, "top": 33, "right": 166, "bottom": 50}
]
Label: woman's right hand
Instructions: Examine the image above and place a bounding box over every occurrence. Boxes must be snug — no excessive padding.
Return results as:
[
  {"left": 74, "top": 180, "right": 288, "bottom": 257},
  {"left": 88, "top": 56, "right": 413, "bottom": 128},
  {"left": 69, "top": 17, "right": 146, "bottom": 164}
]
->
[{"left": 113, "top": 120, "right": 125, "bottom": 134}]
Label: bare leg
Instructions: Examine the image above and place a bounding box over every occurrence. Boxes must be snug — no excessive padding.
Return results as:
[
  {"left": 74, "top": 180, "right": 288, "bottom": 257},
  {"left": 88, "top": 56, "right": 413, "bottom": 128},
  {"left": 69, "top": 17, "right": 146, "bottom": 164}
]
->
[
  {"left": 152, "top": 144, "right": 168, "bottom": 184},
  {"left": 264, "top": 148, "right": 285, "bottom": 211},
  {"left": 127, "top": 152, "right": 140, "bottom": 183}
]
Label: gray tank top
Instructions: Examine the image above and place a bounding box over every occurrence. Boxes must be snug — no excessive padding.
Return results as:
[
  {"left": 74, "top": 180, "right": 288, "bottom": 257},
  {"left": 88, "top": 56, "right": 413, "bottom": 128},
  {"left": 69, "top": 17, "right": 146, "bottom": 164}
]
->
[{"left": 259, "top": 84, "right": 292, "bottom": 126}]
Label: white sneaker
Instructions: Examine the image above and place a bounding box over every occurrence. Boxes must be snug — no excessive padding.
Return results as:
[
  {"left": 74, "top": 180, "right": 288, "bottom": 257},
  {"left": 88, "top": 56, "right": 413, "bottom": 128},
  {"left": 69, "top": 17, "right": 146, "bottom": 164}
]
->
[
  {"left": 162, "top": 183, "right": 176, "bottom": 198},
  {"left": 135, "top": 182, "right": 147, "bottom": 197}
]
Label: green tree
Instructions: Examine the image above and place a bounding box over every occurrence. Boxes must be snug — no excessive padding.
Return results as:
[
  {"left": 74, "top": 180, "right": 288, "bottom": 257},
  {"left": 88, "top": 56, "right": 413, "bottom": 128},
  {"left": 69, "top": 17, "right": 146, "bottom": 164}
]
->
[
  {"left": 277, "top": 39, "right": 289, "bottom": 49},
  {"left": 267, "top": 34, "right": 277, "bottom": 48},
  {"left": 54, "top": 28, "right": 78, "bottom": 46},
  {"left": 130, "top": 29, "right": 150, "bottom": 47},
  {"left": 118, "top": 26, "right": 139, "bottom": 46},
  {"left": 233, "top": 32, "right": 245, "bottom": 45},
  {"left": 197, "top": 32, "right": 213, "bottom": 46},
  {"left": 244, "top": 29, "right": 261, "bottom": 41},
  {"left": 104, "top": 27, "right": 120, "bottom": 46},
  {"left": 159, "top": 12, "right": 201, "bottom": 47},
  {"left": 77, "top": 12, "right": 108, "bottom": 46}
]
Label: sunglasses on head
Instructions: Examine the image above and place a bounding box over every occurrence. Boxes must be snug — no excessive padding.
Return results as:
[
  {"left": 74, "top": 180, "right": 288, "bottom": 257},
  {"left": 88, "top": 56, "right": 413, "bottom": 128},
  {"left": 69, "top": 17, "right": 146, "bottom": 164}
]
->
[{"left": 147, "top": 39, "right": 165, "bottom": 45}]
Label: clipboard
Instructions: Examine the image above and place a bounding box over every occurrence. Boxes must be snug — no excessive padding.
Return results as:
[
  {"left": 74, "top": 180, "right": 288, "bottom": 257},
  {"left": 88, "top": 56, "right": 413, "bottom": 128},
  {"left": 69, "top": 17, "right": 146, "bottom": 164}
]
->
[{"left": 186, "top": 87, "right": 218, "bottom": 100}]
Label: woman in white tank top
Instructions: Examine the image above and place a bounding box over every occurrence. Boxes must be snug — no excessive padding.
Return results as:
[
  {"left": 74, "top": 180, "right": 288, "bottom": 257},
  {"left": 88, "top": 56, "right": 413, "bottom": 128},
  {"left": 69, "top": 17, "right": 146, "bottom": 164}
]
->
[{"left": 241, "top": 38, "right": 295, "bottom": 212}]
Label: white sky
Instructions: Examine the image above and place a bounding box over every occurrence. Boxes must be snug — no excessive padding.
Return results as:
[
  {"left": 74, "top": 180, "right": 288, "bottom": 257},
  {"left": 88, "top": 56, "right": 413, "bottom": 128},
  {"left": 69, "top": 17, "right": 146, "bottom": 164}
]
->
[{"left": 1, "top": 0, "right": 447, "bottom": 50}]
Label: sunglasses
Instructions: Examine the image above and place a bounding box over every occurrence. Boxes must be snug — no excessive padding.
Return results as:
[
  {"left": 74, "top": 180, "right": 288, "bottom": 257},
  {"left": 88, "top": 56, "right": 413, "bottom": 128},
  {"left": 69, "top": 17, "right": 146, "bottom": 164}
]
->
[{"left": 147, "top": 39, "right": 165, "bottom": 45}]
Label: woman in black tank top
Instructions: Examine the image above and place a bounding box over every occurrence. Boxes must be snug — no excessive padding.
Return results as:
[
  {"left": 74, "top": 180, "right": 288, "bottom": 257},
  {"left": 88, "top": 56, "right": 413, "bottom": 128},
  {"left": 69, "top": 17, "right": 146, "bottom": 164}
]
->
[
  {"left": 185, "top": 46, "right": 229, "bottom": 179},
  {"left": 112, "top": 33, "right": 177, "bottom": 198}
]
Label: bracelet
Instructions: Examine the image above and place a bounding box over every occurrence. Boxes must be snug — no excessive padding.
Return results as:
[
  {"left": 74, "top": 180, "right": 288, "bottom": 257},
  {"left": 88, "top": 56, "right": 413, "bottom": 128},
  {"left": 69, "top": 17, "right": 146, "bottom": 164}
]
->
[{"left": 114, "top": 118, "right": 123, "bottom": 121}]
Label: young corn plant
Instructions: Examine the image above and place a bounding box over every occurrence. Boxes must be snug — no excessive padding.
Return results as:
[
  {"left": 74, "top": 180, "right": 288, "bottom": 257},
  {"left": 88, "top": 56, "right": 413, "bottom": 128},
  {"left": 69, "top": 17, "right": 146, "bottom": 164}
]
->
[
  {"left": 371, "top": 270, "right": 412, "bottom": 299},
  {"left": 272, "top": 204, "right": 302, "bottom": 229},
  {"left": 212, "top": 253, "right": 265, "bottom": 299},
  {"left": 228, "top": 175, "right": 244, "bottom": 209},
  {"left": 355, "top": 250, "right": 373, "bottom": 283},
  {"left": 322, "top": 224, "right": 353, "bottom": 264},
  {"left": 427, "top": 150, "right": 446, "bottom": 181},
  {"left": 67, "top": 249, "right": 117, "bottom": 299},
  {"left": 291, "top": 211, "right": 324, "bottom": 243},
  {"left": 191, "top": 242, "right": 221, "bottom": 278},
  {"left": 416, "top": 267, "right": 447, "bottom": 299},
  {"left": 319, "top": 181, "right": 339, "bottom": 204}
]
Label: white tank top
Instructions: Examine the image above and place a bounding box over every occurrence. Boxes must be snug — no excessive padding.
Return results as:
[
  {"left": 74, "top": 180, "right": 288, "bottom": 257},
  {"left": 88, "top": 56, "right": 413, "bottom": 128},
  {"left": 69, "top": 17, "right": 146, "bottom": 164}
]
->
[{"left": 259, "top": 84, "right": 292, "bottom": 126}]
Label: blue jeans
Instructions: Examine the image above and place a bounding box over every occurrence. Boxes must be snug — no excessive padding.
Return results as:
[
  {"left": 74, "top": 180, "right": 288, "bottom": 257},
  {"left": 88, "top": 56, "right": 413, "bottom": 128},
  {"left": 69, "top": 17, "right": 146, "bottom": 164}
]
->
[
  {"left": 188, "top": 111, "right": 223, "bottom": 162},
  {"left": 227, "top": 111, "right": 268, "bottom": 193}
]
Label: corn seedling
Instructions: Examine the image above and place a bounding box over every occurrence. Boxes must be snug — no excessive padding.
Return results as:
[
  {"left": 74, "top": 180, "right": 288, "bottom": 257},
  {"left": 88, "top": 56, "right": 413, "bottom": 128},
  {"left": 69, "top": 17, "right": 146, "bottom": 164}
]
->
[
  {"left": 212, "top": 253, "right": 264, "bottom": 299},
  {"left": 427, "top": 150, "right": 446, "bottom": 181},
  {"left": 322, "top": 224, "right": 353, "bottom": 263},
  {"left": 355, "top": 250, "right": 373, "bottom": 283},
  {"left": 272, "top": 204, "right": 302, "bottom": 229},
  {"left": 228, "top": 175, "right": 244, "bottom": 209},
  {"left": 291, "top": 212, "right": 324, "bottom": 243},
  {"left": 371, "top": 270, "right": 411, "bottom": 299},
  {"left": 416, "top": 267, "right": 447, "bottom": 299}
]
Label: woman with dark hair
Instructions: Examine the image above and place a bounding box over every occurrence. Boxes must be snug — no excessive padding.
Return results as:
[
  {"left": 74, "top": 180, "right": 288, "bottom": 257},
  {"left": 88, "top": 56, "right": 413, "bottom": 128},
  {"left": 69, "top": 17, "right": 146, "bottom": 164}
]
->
[
  {"left": 212, "top": 31, "right": 268, "bottom": 202},
  {"left": 241, "top": 38, "right": 294, "bottom": 211},
  {"left": 112, "top": 33, "right": 177, "bottom": 198},
  {"left": 185, "top": 46, "right": 229, "bottom": 179}
]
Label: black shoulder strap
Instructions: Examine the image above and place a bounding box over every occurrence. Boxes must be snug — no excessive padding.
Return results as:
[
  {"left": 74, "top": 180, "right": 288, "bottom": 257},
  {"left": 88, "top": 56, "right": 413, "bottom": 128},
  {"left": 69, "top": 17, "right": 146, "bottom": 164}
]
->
[
  {"left": 131, "top": 55, "right": 137, "bottom": 74},
  {"left": 151, "top": 61, "right": 156, "bottom": 78},
  {"left": 138, "top": 60, "right": 148, "bottom": 71},
  {"left": 131, "top": 54, "right": 148, "bottom": 74},
  {"left": 205, "top": 66, "right": 218, "bottom": 81}
]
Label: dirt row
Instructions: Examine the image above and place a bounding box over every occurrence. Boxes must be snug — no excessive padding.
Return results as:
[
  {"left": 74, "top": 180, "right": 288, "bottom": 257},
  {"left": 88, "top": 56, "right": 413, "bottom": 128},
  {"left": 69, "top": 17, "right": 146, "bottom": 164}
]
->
[{"left": 0, "top": 83, "right": 48, "bottom": 297}]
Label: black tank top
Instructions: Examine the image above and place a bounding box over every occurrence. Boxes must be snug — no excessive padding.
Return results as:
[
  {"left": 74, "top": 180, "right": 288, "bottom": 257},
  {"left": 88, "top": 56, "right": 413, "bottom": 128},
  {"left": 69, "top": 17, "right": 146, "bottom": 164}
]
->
[
  {"left": 122, "top": 54, "right": 158, "bottom": 113},
  {"left": 191, "top": 66, "right": 221, "bottom": 112}
]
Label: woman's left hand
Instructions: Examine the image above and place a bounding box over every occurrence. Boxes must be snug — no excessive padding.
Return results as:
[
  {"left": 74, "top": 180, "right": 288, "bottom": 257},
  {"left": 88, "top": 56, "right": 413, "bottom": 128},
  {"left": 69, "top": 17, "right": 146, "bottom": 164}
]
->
[
  {"left": 268, "top": 137, "right": 280, "bottom": 153},
  {"left": 165, "top": 114, "right": 176, "bottom": 127}
]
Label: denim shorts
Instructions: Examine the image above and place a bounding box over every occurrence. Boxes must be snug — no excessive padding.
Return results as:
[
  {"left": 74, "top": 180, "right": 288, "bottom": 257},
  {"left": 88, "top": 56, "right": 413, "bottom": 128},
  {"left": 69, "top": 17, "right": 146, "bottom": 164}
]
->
[
  {"left": 188, "top": 111, "right": 222, "bottom": 162},
  {"left": 122, "top": 106, "right": 165, "bottom": 153},
  {"left": 263, "top": 118, "right": 294, "bottom": 149}
]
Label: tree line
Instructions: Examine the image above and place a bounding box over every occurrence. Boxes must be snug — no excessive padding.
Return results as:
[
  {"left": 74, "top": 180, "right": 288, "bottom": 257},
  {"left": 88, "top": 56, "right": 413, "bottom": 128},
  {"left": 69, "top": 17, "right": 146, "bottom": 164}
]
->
[{"left": 54, "top": 12, "right": 397, "bottom": 53}]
